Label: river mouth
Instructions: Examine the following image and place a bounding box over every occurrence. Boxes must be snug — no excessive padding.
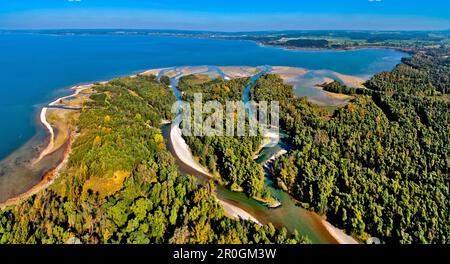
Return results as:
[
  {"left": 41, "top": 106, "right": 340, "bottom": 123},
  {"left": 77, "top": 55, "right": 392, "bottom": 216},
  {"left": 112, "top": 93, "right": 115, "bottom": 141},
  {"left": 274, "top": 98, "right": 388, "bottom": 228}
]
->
[{"left": 158, "top": 65, "right": 360, "bottom": 244}]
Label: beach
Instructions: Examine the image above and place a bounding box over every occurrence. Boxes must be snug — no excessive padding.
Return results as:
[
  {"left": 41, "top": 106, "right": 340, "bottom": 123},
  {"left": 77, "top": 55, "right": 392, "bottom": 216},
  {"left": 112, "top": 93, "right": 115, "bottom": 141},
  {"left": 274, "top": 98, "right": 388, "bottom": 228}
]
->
[
  {"left": 322, "top": 220, "right": 359, "bottom": 244},
  {"left": 221, "top": 200, "right": 262, "bottom": 224}
]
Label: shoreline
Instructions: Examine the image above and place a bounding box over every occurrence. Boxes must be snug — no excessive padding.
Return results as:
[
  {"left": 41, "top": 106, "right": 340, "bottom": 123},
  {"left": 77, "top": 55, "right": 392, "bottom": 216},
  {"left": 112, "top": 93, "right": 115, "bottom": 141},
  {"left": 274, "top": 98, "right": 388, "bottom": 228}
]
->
[
  {"left": 0, "top": 135, "right": 73, "bottom": 210},
  {"left": 0, "top": 83, "right": 90, "bottom": 209},
  {"left": 1, "top": 71, "right": 151, "bottom": 207},
  {"left": 221, "top": 200, "right": 261, "bottom": 224},
  {"left": 33, "top": 107, "right": 54, "bottom": 164},
  {"left": 257, "top": 42, "right": 414, "bottom": 54},
  {"left": 170, "top": 116, "right": 212, "bottom": 177},
  {"left": 33, "top": 84, "right": 92, "bottom": 165},
  {"left": 136, "top": 33, "right": 414, "bottom": 55},
  {"left": 2, "top": 66, "right": 360, "bottom": 244}
]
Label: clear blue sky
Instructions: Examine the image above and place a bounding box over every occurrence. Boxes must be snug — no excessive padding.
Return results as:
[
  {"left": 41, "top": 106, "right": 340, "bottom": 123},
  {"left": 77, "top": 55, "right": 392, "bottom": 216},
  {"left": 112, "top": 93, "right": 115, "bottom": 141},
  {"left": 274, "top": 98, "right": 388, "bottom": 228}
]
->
[{"left": 0, "top": 0, "right": 449, "bottom": 31}]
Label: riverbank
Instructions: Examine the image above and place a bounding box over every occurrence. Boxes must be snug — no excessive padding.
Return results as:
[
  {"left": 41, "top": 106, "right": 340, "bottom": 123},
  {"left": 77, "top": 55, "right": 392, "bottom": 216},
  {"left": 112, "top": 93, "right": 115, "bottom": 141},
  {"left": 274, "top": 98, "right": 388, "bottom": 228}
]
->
[
  {"left": 0, "top": 135, "right": 73, "bottom": 210},
  {"left": 168, "top": 115, "right": 264, "bottom": 225},
  {"left": 221, "top": 200, "right": 261, "bottom": 224},
  {"left": 261, "top": 149, "right": 358, "bottom": 244},
  {"left": 170, "top": 116, "right": 212, "bottom": 177},
  {"left": 164, "top": 66, "right": 359, "bottom": 243},
  {"left": 322, "top": 220, "right": 360, "bottom": 244}
]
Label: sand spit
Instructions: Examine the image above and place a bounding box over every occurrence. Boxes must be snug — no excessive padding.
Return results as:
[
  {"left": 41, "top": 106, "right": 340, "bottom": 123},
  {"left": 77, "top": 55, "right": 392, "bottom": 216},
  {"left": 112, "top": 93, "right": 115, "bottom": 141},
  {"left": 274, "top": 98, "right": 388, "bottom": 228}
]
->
[
  {"left": 33, "top": 85, "right": 91, "bottom": 165},
  {"left": 333, "top": 72, "right": 366, "bottom": 88}
]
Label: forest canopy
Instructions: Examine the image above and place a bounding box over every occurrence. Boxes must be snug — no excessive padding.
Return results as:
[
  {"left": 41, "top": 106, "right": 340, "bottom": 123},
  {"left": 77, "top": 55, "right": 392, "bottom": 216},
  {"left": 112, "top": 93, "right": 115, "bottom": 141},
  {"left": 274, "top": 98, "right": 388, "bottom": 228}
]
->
[
  {"left": 0, "top": 75, "right": 306, "bottom": 244},
  {"left": 269, "top": 49, "right": 450, "bottom": 243}
]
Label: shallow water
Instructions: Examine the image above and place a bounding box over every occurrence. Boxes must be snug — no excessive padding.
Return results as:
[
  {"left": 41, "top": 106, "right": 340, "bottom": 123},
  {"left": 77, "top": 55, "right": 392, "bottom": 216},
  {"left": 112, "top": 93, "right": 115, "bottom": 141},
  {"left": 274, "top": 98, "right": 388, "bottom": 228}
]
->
[
  {"left": 287, "top": 70, "right": 361, "bottom": 105},
  {"left": 0, "top": 33, "right": 406, "bottom": 160},
  {"left": 0, "top": 32, "right": 406, "bottom": 203}
]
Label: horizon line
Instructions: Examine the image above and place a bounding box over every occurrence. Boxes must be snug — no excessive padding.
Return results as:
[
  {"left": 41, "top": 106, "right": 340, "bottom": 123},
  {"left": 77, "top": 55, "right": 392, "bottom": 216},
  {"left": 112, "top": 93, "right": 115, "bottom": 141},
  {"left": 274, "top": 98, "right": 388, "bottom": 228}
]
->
[{"left": 1, "top": 28, "right": 450, "bottom": 33}]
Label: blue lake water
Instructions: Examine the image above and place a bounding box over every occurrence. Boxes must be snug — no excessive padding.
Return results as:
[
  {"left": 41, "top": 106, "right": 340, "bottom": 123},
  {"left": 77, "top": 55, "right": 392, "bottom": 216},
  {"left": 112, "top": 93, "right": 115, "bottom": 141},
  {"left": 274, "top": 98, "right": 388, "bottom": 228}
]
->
[{"left": 0, "top": 32, "right": 407, "bottom": 161}]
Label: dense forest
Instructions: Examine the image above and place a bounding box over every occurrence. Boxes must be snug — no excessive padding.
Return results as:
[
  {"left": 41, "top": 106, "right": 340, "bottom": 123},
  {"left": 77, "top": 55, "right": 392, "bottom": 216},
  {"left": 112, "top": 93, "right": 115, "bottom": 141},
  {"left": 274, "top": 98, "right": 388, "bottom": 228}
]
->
[
  {"left": 284, "top": 39, "right": 329, "bottom": 48},
  {"left": 0, "top": 75, "right": 305, "bottom": 244},
  {"left": 268, "top": 49, "right": 450, "bottom": 243},
  {"left": 365, "top": 52, "right": 450, "bottom": 95},
  {"left": 250, "top": 74, "right": 294, "bottom": 102},
  {"left": 178, "top": 74, "right": 249, "bottom": 103}
]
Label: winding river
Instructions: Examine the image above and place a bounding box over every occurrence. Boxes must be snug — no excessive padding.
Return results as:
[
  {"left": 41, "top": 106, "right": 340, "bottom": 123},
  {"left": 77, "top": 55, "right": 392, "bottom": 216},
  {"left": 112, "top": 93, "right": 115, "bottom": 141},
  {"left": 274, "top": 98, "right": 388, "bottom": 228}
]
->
[{"left": 161, "top": 66, "right": 355, "bottom": 244}]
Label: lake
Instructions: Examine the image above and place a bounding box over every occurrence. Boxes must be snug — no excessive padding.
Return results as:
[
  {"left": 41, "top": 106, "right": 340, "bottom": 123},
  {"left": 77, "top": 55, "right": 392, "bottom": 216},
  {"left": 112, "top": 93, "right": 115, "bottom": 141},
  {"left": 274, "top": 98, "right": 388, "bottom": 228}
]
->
[{"left": 0, "top": 32, "right": 407, "bottom": 202}]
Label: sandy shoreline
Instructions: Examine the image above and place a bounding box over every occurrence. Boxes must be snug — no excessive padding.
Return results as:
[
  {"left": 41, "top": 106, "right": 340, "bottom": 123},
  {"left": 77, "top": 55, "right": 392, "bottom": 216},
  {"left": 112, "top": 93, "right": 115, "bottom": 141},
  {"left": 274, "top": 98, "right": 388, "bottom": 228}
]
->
[
  {"left": 333, "top": 72, "right": 366, "bottom": 88},
  {"left": 170, "top": 116, "right": 212, "bottom": 177},
  {"left": 34, "top": 107, "right": 54, "bottom": 164},
  {"left": 221, "top": 200, "right": 261, "bottom": 224},
  {"left": 0, "top": 84, "right": 90, "bottom": 209},
  {"left": 33, "top": 84, "right": 92, "bottom": 165}
]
